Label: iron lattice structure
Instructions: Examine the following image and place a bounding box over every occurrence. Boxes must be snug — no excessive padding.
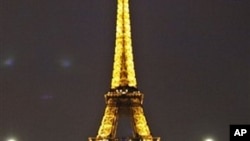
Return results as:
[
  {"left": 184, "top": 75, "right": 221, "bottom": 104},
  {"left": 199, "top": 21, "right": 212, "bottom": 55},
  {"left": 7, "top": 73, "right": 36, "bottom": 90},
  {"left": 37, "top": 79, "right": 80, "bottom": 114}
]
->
[{"left": 89, "top": 0, "right": 160, "bottom": 140}]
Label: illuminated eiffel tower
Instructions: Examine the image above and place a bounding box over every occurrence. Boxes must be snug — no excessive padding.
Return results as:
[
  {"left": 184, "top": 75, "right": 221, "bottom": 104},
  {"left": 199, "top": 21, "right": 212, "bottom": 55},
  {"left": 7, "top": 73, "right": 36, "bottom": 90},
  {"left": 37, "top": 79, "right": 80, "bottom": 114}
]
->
[{"left": 89, "top": 0, "right": 160, "bottom": 140}]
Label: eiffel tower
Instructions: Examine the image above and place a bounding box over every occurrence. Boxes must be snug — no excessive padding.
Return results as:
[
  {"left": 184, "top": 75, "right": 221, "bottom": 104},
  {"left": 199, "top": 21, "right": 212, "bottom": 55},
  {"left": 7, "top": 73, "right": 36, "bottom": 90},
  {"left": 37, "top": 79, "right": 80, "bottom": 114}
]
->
[{"left": 89, "top": 0, "right": 160, "bottom": 140}]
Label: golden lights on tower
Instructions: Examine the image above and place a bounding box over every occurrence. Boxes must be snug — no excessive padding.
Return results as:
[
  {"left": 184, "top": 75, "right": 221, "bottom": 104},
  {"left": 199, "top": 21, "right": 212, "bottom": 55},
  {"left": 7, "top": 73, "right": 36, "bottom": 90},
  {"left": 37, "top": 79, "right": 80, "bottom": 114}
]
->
[
  {"left": 88, "top": 0, "right": 160, "bottom": 140},
  {"left": 111, "top": 0, "right": 137, "bottom": 89}
]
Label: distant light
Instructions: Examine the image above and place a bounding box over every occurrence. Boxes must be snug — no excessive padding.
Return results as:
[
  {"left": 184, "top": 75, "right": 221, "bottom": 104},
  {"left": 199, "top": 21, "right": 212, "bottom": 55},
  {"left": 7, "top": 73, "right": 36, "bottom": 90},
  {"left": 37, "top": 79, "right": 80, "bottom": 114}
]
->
[
  {"left": 40, "top": 94, "right": 54, "bottom": 100},
  {"left": 60, "top": 59, "right": 72, "bottom": 68},
  {"left": 7, "top": 138, "right": 16, "bottom": 141},
  {"left": 205, "top": 138, "right": 214, "bottom": 141},
  {"left": 3, "top": 57, "right": 14, "bottom": 66}
]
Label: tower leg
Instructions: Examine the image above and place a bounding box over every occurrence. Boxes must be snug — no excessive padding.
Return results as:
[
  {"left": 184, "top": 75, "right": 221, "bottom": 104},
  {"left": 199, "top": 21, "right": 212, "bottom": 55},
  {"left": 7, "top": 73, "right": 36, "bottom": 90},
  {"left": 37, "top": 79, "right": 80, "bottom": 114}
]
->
[
  {"left": 97, "top": 106, "right": 118, "bottom": 139},
  {"left": 131, "top": 107, "right": 152, "bottom": 139}
]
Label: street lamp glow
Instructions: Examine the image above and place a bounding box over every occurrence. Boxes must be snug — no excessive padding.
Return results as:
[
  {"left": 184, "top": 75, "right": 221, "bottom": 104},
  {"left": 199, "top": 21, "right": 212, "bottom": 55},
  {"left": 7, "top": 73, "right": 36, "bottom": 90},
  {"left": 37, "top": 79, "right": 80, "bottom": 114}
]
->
[
  {"left": 7, "top": 138, "right": 16, "bottom": 141},
  {"left": 205, "top": 138, "right": 214, "bottom": 141}
]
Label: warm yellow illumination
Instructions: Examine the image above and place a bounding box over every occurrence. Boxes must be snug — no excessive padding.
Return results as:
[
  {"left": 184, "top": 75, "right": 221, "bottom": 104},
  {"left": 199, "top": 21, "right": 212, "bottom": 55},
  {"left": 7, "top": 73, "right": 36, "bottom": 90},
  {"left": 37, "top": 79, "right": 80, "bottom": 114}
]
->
[
  {"left": 94, "top": 0, "right": 156, "bottom": 140},
  {"left": 111, "top": 0, "right": 137, "bottom": 89},
  {"left": 132, "top": 107, "right": 151, "bottom": 137},
  {"left": 97, "top": 107, "right": 118, "bottom": 138}
]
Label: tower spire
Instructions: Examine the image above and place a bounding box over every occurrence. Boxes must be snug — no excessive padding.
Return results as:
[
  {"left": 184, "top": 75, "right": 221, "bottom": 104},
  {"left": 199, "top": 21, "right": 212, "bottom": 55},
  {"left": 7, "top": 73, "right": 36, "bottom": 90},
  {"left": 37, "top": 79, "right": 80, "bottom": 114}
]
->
[{"left": 111, "top": 0, "right": 137, "bottom": 89}]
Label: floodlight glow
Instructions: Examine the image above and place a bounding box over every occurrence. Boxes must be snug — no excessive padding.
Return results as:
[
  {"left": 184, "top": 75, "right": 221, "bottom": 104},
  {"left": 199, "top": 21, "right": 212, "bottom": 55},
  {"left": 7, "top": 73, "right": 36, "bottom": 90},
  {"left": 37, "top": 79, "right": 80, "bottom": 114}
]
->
[
  {"left": 205, "top": 138, "right": 214, "bottom": 141},
  {"left": 7, "top": 139, "right": 16, "bottom": 141}
]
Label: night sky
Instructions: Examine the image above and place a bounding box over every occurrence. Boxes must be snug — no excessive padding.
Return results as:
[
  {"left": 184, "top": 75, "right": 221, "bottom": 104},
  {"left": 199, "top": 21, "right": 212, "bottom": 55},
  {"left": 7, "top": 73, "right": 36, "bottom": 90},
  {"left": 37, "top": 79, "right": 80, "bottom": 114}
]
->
[{"left": 1, "top": 0, "right": 250, "bottom": 141}]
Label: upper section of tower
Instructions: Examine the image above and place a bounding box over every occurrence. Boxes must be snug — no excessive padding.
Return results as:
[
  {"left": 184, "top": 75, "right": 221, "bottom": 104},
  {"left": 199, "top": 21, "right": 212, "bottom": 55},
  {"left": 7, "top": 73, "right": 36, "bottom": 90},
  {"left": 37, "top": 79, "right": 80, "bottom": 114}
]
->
[{"left": 111, "top": 0, "right": 137, "bottom": 90}]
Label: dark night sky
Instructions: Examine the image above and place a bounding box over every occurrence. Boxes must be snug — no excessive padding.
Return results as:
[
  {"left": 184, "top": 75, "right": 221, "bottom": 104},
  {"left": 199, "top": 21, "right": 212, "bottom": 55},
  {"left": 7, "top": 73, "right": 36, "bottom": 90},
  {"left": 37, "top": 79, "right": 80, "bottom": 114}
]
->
[{"left": 0, "top": 0, "right": 250, "bottom": 141}]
